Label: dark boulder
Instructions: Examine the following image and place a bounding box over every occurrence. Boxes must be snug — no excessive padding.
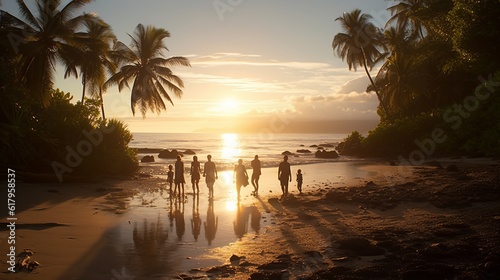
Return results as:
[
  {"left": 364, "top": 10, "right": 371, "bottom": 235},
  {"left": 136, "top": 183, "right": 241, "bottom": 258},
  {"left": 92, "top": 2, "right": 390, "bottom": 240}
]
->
[
  {"left": 315, "top": 150, "right": 339, "bottom": 159},
  {"left": 282, "top": 151, "right": 294, "bottom": 156},
  {"left": 296, "top": 149, "right": 312, "bottom": 154},
  {"left": 140, "top": 155, "right": 155, "bottom": 163},
  {"left": 183, "top": 149, "right": 196, "bottom": 155},
  {"left": 158, "top": 149, "right": 180, "bottom": 159}
]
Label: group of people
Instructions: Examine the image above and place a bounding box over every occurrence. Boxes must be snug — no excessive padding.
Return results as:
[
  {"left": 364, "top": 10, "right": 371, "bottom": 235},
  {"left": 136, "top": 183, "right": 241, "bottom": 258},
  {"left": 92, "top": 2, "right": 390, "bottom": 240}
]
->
[
  {"left": 166, "top": 154, "right": 303, "bottom": 200},
  {"left": 167, "top": 154, "right": 218, "bottom": 198}
]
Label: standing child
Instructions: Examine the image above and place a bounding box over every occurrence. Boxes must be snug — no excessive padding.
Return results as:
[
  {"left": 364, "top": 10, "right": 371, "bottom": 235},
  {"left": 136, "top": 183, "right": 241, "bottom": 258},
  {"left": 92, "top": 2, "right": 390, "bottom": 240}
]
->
[
  {"left": 167, "top": 164, "right": 174, "bottom": 193},
  {"left": 296, "top": 169, "right": 303, "bottom": 194}
]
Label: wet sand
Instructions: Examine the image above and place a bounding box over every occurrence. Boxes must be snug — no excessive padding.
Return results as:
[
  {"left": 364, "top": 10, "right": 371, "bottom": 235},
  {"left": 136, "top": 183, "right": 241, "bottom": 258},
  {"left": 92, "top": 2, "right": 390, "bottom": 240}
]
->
[{"left": 1, "top": 159, "right": 499, "bottom": 279}]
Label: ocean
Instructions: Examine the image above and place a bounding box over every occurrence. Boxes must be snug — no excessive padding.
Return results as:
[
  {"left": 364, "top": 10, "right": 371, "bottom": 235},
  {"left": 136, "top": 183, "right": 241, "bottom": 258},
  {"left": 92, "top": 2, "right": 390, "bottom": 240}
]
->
[{"left": 130, "top": 132, "right": 351, "bottom": 171}]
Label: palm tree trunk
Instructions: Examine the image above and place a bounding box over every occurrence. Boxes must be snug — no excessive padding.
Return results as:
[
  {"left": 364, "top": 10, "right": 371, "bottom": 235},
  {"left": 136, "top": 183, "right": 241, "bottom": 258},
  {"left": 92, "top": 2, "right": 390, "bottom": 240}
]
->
[
  {"left": 361, "top": 48, "right": 390, "bottom": 118},
  {"left": 99, "top": 88, "right": 106, "bottom": 121},
  {"left": 81, "top": 76, "right": 86, "bottom": 104}
]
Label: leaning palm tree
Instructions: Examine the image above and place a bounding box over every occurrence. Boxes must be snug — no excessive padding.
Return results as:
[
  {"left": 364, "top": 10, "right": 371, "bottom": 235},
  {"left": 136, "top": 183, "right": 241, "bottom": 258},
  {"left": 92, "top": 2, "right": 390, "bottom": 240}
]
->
[
  {"left": 78, "top": 16, "right": 116, "bottom": 120},
  {"left": 0, "top": 0, "right": 96, "bottom": 107},
  {"left": 332, "top": 9, "right": 389, "bottom": 117},
  {"left": 105, "top": 24, "right": 190, "bottom": 117}
]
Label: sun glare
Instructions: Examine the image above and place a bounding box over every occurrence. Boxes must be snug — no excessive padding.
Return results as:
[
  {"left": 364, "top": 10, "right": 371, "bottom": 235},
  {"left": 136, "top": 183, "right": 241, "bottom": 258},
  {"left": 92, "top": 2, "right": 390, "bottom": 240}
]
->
[
  {"left": 221, "top": 133, "right": 241, "bottom": 160},
  {"left": 218, "top": 99, "right": 241, "bottom": 115}
]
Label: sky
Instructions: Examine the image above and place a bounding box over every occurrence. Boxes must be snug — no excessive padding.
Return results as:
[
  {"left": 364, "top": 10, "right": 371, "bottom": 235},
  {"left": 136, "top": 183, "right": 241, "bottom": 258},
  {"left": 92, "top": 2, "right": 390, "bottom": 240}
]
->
[{"left": 2, "top": 0, "right": 395, "bottom": 134}]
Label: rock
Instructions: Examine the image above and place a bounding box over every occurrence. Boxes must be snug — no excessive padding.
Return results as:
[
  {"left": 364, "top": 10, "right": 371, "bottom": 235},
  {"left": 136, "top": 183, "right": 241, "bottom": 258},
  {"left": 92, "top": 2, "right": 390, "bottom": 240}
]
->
[
  {"left": 296, "top": 149, "right": 312, "bottom": 153},
  {"left": 229, "top": 254, "right": 241, "bottom": 262},
  {"left": 309, "top": 144, "right": 318, "bottom": 147},
  {"left": 140, "top": 155, "right": 155, "bottom": 163},
  {"left": 158, "top": 149, "right": 180, "bottom": 159},
  {"left": 183, "top": 149, "right": 196, "bottom": 155},
  {"left": 250, "top": 271, "right": 283, "bottom": 280},
  {"left": 365, "top": 181, "right": 377, "bottom": 187},
  {"left": 258, "top": 260, "right": 290, "bottom": 270},
  {"left": 325, "top": 190, "right": 350, "bottom": 203},
  {"left": 281, "top": 195, "right": 300, "bottom": 206},
  {"left": 332, "top": 237, "right": 385, "bottom": 256},
  {"left": 315, "top": 150, "right": 339, "bottom": 159},
  {"left": 319, "top": 143, "right": 335, "bottom": 147},
  {"left": 281, "top": 151, "right": 294, "bottom": 156}
]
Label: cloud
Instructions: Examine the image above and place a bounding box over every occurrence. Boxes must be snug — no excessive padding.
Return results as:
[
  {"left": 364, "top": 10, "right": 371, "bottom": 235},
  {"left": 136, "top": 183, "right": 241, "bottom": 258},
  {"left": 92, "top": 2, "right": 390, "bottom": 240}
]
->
[
  {"left": 191, "top": 52, "right": 330, "bottom": 70},
  {"left": 336, "top": 76, "right": 371, "bottom": 94}
]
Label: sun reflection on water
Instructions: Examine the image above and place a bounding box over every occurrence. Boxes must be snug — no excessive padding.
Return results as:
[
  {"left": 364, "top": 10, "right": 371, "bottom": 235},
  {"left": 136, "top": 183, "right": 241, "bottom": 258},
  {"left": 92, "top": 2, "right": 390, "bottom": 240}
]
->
[
  {"left": 219, "top": 171, "right": 239, "bottom": 212},
  {"left": 221, "top": 133, "right": 240, "bottom": 160}
]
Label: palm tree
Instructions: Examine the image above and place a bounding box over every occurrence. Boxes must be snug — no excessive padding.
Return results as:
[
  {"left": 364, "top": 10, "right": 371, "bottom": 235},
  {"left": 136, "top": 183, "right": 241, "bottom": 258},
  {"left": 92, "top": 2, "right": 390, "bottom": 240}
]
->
[
  {"left": 386, "top": 0, "right": 426, "bottom": 39},
  {"left": 105, "top": 24, "right": 191, "bottom": 117},
  {"left": 78, "top": 17, "right": 117, "bottom": 120},
  {"left": 374, "top": 52, "right": 427, "bottom": 117},
  {"left": 332, "top": 9, "right": 389, "bottom": 117},
  {"left": 0, "top": 0, "right": 96, "bottom": 107}
]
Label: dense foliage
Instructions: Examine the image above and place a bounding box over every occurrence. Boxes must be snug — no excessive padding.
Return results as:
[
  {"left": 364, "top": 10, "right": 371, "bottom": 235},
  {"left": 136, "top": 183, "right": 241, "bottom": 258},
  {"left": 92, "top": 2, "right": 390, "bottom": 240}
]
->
[
  {"left": 335, "top": 0, "right": 500, "bottom": 157},
  {"left": 0, "top": 1, "right": 188, "bottom": 179}
]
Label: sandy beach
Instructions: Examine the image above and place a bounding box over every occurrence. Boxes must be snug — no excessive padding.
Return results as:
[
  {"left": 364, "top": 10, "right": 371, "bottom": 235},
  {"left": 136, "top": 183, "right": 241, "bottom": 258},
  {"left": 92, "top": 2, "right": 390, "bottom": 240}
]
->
[{"left": 1, "top": 158, "right": 499, "bottom": 279}]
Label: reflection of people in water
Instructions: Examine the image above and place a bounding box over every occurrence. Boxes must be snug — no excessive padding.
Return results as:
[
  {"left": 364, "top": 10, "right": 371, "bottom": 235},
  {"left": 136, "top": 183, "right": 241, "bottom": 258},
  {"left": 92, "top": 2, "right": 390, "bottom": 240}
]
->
[
  {"left": 191, "top": 193, "right": 201, "bottom": 241},
  {"left": 168, "top": 194, "right": 174, "bottom": 232},
  {"left": 233, "top": 203, "right": 248, "bottom": 239},
  {"left": 174, "top": 197, "right": 185, "bottom": 241},
  {"left": 190, "top": 156, "right": 201, "bottom": 194},
  {"left": 250, "top": 206, "right": 261, "bottom": 235},
  {"left": 204, "top": 198, "right": 218, "bottom": 245}
]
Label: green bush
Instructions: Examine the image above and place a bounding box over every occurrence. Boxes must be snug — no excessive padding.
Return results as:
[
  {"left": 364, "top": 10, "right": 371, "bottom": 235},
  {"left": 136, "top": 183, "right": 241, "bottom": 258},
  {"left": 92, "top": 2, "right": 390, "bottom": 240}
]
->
[{"left": 1, "top": 85, "right": 138, "bottom": 179}]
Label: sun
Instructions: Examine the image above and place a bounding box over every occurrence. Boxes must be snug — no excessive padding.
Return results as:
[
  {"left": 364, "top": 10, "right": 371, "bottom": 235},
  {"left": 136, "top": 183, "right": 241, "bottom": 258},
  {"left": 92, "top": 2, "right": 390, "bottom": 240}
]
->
[{"left": 218, "top": 99, "right": 241, "bottom": 114}]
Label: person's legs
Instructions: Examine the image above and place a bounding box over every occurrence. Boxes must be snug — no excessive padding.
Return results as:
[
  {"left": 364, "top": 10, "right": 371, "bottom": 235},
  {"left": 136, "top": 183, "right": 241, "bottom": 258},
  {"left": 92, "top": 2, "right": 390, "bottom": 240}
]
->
[
  {"left": 236, "top": 184, "right": 241, "bottom": 198},
  {"left": 255, "top": 176, "right": 259, "bottom": 195}
]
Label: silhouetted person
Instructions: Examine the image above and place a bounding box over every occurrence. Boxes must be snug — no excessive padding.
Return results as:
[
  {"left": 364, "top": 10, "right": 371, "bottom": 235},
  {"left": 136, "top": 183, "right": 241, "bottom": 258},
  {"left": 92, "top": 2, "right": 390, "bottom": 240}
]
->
[
  {"left": 191, "top": 193, "right": 201, "bottom": 241},
  {"left": 251, "top": 155, "right": 261, "bottom": 196},
  {"left": 167, "top": 164, "right": 174, "bottom": 193},
  {"left": 190, "top": 156, "right": 201, "bottom": 194},
  {"left": 204, "top": 198, "right": 218, "bottom": 245},
  {"left": 203, "top": 155, "right": 218, "bottom": 198},
  {"left": 278, "top": 155, "right": 292, "bottom": 199},
  {"left": 297, "top": 169, "right": 303, "bottom": 194},
  {"left": 174, "top": 155, "right": 185, "bottom": 196},
  {"left": 233, "top": 159, "right": 249, "bottom": 199}
]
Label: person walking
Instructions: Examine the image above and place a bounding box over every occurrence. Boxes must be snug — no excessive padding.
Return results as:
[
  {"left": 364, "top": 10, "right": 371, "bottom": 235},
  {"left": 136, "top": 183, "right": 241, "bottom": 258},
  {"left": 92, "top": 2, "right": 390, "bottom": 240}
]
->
[
  {"left": 278, "top": 155, "right": 292, "bottom": 199},
  {"left": 203, "top": 154, "right": 218, "bottom": 199},
  {"left": 296, "top": 169, "right": 303, "bottom": 194},
  {"left": 233, "top": 159, "right": 249, "bottom": 199},
  {"left": 251, "top": 155, "right": 261, "bottom": 196},
  {"left": 190, "top": 156, "right": 201, "bottom": 193}
]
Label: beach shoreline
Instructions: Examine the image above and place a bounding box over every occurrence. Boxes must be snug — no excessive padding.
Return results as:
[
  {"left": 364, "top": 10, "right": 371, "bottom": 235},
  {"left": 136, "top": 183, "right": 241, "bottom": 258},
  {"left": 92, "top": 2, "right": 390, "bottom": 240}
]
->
[{"left": 0, "top": 158, "right": 499, "bottom": 279}]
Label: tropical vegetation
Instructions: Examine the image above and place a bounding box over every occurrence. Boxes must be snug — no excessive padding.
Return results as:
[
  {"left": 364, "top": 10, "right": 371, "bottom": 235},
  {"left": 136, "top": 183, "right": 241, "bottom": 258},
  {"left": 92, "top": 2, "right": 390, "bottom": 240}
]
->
[
  {"left": 0, "top": 0, "right": 189, "bottom": 180},
  {"left": 334, "top": 0, "right": 500, "bottom": 158}
]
